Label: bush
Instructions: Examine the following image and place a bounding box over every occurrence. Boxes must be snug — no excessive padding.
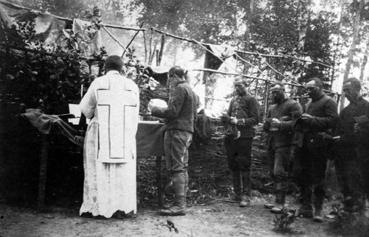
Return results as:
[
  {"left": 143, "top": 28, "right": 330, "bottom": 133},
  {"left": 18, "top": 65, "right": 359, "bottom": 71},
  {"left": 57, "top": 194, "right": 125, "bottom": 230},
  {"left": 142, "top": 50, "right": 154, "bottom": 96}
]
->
[{"left": 0, "top": 19, "right": 106, "bottom": 114}]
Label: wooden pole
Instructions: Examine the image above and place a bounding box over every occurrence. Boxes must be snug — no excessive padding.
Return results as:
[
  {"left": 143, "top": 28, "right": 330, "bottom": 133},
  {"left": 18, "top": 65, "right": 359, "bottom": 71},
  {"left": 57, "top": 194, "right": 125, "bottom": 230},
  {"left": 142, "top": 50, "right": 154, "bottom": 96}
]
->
[
  {"left": 148, "top": 29, "right": 153, "bottom": 66},
  {"left": 101, "top": 26, "right": 126, "bottom": 51},
  {"left": 121, "top": 22, "right": 144, "bottom": 58},
  {"left": 235, "top": 53, "right": 263, "bottom": 74},
  {"left": 263, "top": 79, "right": 270, "bottom": 121},
  {"left": 254, "top": 60, "right": 260, "bottom": 97},
  {"left": 235, "top": 49, "right": 332, "bottom": 69},
  {"left": 143, "top": 31, "right": 147, "bottom": 64},
  {"left": 38, "top": 135, "right": 48, "bottom": 210},
  {"left": 155, "top": 49, "right": 159, "bottom": 66},
  {"left": 156, "top": 156, "right": 163, "bottom": 207},
  {"left": 192, "top": 68, "right": 303, "bottom": 88},
  {"left": 158, "top": 34, "right": 165, "bottom": 66}
]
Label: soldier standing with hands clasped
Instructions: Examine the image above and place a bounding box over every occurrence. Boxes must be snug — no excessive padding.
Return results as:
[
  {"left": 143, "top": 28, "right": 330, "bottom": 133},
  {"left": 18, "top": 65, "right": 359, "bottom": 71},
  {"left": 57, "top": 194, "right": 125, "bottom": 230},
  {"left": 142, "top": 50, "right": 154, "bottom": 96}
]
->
[
  {"left": 222, "top": 78, "right": 260, "bottom": 207},
  {"left": 263, "top": 83, "right": 302, "bottom": 214},
  {"left": 335, "top": 77, "right": 369, "bottom": 213},
  {"left": 294, "top": 77, "right": 338, "bottom": 222}
]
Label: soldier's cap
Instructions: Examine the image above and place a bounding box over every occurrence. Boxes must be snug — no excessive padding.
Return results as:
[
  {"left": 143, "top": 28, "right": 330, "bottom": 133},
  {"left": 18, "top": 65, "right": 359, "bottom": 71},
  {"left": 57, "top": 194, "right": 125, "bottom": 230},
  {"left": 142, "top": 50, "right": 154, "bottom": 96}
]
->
[
  {"left": 306, "top": 77, "right": 323, "bottom": 89},
  {"left": 343, "top": 77, "right": 361, "bottom": 90},
  {"left": 270, "top": 83, "right": 285, "bottom": 92}
]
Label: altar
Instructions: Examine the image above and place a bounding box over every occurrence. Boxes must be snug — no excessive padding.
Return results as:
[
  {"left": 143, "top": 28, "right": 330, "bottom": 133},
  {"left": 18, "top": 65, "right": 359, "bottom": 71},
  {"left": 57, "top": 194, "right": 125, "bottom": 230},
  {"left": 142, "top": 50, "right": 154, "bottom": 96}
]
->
[{"left": 21, "top": 110, "right": 166, "bottom": 210}]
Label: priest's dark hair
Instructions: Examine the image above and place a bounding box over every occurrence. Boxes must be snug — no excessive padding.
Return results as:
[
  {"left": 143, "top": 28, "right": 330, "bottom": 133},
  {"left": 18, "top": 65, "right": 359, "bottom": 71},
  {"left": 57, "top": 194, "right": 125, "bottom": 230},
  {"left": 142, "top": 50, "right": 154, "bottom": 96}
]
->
[{"left": 105, "top": 55, "right": 123, "bottom": 72}]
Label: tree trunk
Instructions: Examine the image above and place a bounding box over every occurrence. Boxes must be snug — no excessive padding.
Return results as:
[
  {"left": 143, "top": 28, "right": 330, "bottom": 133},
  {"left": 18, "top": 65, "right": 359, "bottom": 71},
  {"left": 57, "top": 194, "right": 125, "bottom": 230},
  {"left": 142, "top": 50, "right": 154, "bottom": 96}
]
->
[
  {"left": 330, "top": 1, "right": 344, "bottom": 88},
  {"left": 340, "top": 0, "right": 364, "bottom": 111},
  {"left": 296, "top": 0, "right": 310, "bottom": 53},
  {"left": 243, "top": 0, "right": 254, "bottom": 74},
  {"left": 359, "top": 41, "right": 369, "bottom": 82}
]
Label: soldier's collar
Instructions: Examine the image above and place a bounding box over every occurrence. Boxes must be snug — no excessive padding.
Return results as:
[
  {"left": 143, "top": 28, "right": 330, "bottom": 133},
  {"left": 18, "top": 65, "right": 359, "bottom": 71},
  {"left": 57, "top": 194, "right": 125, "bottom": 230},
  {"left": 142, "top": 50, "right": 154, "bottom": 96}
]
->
[
  {"left": 350, "top": 96, "right": 363, "bottom": 104},
  {"left": 312, "top": 92, "right": 325, "bottom": 102}
]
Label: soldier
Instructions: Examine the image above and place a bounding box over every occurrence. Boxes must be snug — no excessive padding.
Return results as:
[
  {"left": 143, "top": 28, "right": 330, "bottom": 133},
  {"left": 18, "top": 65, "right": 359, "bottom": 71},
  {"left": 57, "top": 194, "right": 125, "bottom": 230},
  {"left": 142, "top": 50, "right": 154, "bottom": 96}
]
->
[
  {"left": 295, "top": 77, "right": 338, "bottom": 222},
  {"left": 335, "top": 78, "right": 369, "bottom": 213},
  {"left": 223, "top": 78, "right": 260, "bottom": 207},
  {"left": 263, "top": 83, "right": 302, "bottom": 213},
  {"left": 151, "top": 66, "right": 198, "bottom": 216}
]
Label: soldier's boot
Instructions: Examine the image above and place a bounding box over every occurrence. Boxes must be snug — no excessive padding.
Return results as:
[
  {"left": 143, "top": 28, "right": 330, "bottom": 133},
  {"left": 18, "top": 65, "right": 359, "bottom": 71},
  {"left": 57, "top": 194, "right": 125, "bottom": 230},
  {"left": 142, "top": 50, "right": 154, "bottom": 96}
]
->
[
  {"left": 346, "top": 195, "right": 365, "bottom": 213},
  {"left": 313, "top": 199, "right": 324, "bottom": 222},
  {"left": 232, "top": 170, "right": 242, "bottom": 201},
  {"left": 240, "top": 171, "right": 251, "bottom": 207},
  {"left": 298, "top": 204, "right": 313, "bottom": 218},
  {"left": 162, "top": 174, "right": 174, "bottom": 209},
  {"left": 298, "top": 186, "right": 313, "bottom": 218},
  {"left": 160, "top": 172, "right": 186, "bottom": 216},
  {"left": 265, "top": 182, "right": 286, "bottom": 211},
  {"left": 271, "top": 190, "right": 287, "bottom": 214},
  {"left": 342, "top": 196, "right": 355, "bottom": 213},
  {"left": 313, "top": 185, "right": 325, "bottom": 222}
]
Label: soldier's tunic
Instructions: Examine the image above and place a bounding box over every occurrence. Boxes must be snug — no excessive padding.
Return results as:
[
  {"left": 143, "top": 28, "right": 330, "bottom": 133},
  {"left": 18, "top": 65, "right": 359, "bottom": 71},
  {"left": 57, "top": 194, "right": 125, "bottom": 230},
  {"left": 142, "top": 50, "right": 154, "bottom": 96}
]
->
[
  {"left": 336, "top": 97, "right": 369, "bottom": 205},
  {"left": 296, "top": 94, "right": 338, "bottom": 209},
  {"left": 265, "top": 99, "right": 302, "bottom": 189},
  {"left": 224, "top": 93, "right": 259, "bottom": 197},
  {"left": 225, "top": 94, "right": 259, "bottom": 171},
  {"left": 152, "top": 80, "right": 198, "bottom": 173}
]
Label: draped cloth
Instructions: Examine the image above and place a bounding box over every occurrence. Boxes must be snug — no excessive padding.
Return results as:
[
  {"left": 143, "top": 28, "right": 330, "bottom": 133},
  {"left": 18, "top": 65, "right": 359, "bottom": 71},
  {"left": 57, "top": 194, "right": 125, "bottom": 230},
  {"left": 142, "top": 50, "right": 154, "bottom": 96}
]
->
[{"left": 79, "top": 70, "right": 139, "bottom": 218}]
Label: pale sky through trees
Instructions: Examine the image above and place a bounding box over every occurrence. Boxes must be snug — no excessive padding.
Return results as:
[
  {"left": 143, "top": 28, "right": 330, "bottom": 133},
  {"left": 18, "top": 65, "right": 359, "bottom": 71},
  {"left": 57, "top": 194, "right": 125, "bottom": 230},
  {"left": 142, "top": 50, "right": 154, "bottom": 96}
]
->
[{"left": 4, "top": 0, "right": 369, "bottom": 113}]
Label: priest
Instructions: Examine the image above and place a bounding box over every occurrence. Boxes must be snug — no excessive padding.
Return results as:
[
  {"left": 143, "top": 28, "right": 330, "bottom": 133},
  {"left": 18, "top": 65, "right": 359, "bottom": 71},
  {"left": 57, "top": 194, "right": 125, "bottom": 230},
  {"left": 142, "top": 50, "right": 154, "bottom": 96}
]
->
[{"left": 79, "top": 55, "right": 139, "bottom": 218}]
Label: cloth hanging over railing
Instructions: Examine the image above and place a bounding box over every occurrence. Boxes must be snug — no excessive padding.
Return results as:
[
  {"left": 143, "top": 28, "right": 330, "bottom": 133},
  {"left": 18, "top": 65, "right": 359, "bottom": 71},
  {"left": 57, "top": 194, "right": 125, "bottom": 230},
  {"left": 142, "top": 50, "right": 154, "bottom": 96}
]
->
[{"left": 21, "top": 109, "right": 165, "bottom": 156}]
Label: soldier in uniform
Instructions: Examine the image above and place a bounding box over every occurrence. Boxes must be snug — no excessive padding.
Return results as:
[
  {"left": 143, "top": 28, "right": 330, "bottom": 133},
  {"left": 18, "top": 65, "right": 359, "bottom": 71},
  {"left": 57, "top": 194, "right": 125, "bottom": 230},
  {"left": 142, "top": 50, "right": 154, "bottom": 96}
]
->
[
  {"left": 295, "top": 77, "right": 338, "bottom": 222},
  {"left": 263, "top": 83, "right": 302, "bottom": 213},
  {"left": 151, "top": 66, "right": 198, "bottom": 216},
  {"left": 335, "top": 78, "right": 369, "bottom": 213},
  {"left": 223, "top": 78, "right": 260, "bottom": 207}
]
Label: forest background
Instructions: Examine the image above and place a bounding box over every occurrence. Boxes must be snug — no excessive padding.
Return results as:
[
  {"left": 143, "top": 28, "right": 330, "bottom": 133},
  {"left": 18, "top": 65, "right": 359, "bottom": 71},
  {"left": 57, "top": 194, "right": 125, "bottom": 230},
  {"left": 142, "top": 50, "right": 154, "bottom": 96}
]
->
[{"left": 3, "top": 0, "right": 369, "bottom": 115}]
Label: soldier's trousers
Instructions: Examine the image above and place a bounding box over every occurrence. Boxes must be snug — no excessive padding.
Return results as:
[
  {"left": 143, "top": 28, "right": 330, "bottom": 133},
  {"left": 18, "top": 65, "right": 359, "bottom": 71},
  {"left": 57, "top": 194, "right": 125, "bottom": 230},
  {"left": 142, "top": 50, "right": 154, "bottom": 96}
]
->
[
  {"left": 224, "top": 137, "right": 253, "bottom": 196},
  {"left": 335, "top": 145, "right": 369, "bottom": 210},
  {"left": 269, "top": 146, "right": 292, "bottom": 203},
  {"left": 269, "top": 146, "right": 292, "bottom": 181},
  {"left": 356, "top": 146, "right": 369, "bottom": 199},
  {"left": 164, "top": 129, "right": 192, "bottom": 173},
  {"left": 163, "top": 129, "right": 192, "bottom": 201},
  {"left": 335, "top": 146, "right": 362, "bottom": 207},
  {"left": 298, "top": 145, "right": 327, "bottom": 209}
]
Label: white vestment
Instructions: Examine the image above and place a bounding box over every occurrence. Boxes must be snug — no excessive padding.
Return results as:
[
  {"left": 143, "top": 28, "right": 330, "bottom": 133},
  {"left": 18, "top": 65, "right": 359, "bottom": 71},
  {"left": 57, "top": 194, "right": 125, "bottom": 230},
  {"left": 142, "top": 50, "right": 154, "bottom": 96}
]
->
[{"left": 79, "top": 70, "right": 139, "bottom": 218}]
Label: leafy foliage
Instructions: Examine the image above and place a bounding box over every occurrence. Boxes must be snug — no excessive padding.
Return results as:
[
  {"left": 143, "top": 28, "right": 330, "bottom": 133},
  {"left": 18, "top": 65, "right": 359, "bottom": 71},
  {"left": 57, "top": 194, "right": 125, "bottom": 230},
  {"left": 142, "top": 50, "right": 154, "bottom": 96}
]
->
[
  {"left": 0, "top": 17, "right": 106, "bottom": 114},
  {"left": 249, "top": 1, "right": 335, "bottom": 86},
  {"left": 19, "top": 0, "right": 88, "bottom": 18},
  {"left": 133, "top": 0, "right": 338, "bottom": 96},
  {"left": 133, "top": 0, "right": 240, "bottom": 44}
]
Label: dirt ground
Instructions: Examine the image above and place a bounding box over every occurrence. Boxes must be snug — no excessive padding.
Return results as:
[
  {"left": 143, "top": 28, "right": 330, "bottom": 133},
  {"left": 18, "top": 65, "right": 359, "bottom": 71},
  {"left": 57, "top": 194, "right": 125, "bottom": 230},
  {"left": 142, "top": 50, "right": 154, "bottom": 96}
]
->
[
  {"left": 0, "top": 197, "right": 339, "bottom": 237},
  {"left": 0, "top": 122, "right": 367, "bottom": 237}
]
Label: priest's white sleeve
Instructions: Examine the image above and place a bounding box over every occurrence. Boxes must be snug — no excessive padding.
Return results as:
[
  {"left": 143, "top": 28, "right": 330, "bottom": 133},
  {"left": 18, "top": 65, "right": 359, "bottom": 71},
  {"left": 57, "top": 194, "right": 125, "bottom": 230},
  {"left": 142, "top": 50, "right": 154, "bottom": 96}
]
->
[{"left": 79, "top": 82, "right": 97, "bottom": 119}]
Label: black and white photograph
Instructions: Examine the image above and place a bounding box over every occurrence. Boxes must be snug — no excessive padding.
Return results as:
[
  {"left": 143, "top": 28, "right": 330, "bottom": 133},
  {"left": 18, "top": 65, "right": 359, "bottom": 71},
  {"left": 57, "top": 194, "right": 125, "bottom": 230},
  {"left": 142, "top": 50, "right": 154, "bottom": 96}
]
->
[{"left": 1, "top": 0, "right": 369, "bottom": 236}]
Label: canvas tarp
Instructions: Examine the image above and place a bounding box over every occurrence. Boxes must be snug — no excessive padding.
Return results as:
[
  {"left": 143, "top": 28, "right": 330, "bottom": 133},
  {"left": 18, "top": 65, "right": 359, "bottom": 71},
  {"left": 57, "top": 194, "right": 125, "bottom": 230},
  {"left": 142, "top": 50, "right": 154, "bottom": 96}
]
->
[{"left": 0, "top": 1, "right": 101, "bottom": 57}]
